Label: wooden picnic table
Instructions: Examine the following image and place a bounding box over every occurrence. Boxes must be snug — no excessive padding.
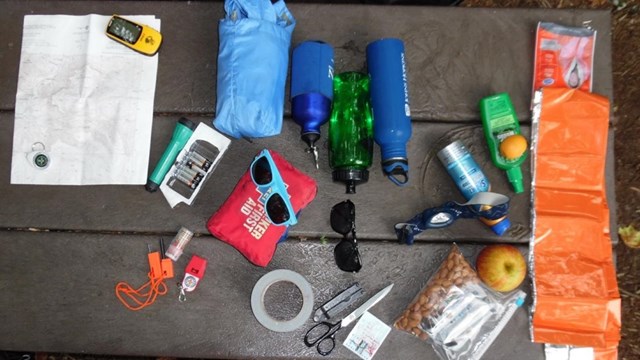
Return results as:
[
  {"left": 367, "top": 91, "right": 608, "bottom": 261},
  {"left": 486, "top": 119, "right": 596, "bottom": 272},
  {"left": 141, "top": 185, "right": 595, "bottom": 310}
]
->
[{"left": 0, "top": 1, "right": 615, "bottom": 359}]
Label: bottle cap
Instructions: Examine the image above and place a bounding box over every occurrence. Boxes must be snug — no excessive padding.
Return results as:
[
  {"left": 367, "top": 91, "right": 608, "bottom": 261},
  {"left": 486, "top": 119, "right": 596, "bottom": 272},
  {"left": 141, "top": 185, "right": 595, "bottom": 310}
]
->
[
  {"left": 382, "top": 159, "right": 409, "bottom": 186},
  {"left": 490, "top": 217, "right": 511, "bottom": 236},
  {"left": 145, "top": 180, "right": 159, "bottom": 192},
  {"left": 333, "top": 169, "right": 369, "bottom": 194},
  {"left": 506, "top": 167, "right": 524, "bottom": 194}
]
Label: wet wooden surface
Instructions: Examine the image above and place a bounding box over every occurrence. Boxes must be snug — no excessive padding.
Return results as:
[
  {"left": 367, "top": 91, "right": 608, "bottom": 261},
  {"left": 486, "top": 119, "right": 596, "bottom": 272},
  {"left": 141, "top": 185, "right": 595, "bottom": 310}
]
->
[{"left": 0, "top": 1, "right": 613, "bottom": 358}]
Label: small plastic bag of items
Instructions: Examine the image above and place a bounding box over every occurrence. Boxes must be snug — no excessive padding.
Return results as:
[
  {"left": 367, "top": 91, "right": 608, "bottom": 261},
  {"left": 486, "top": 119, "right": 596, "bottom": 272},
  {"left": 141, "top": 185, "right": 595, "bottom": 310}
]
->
[{"left": 394, "top": 244, "right": 526, "bottom": 360}]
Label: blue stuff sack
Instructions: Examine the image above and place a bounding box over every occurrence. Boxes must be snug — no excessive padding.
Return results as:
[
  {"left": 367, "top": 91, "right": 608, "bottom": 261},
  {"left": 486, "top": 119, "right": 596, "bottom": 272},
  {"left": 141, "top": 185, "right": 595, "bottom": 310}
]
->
[{"left": 213, "top": 0, "right": 296, "bottom": 139}]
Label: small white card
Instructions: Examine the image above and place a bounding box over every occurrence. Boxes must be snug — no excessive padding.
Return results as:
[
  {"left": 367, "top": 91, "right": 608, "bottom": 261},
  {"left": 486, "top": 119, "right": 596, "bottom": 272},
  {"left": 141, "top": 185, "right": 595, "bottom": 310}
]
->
[{"left": 343, "top": 311, "right": 391, "bottom": 360}]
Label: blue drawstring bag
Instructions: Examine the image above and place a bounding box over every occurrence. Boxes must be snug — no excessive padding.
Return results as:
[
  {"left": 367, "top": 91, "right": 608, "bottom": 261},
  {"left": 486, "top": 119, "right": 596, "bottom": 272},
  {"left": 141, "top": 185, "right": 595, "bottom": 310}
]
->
[{"left": 213, "top": 0, "right": 296, "bottom": 139}]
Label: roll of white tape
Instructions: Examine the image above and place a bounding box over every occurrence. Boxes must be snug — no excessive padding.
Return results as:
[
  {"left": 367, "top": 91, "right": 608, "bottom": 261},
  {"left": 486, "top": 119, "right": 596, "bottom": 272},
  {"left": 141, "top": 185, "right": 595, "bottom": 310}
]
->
[{"left": 251, "top": 269, "right": 314, "bottom": 332}]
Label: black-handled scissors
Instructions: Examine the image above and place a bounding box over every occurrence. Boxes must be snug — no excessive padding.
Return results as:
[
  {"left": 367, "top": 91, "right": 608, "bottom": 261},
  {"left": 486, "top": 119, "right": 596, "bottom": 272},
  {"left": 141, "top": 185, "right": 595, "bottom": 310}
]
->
[{"left": 304, "top": 283, "right": 394, "bottom": 356}]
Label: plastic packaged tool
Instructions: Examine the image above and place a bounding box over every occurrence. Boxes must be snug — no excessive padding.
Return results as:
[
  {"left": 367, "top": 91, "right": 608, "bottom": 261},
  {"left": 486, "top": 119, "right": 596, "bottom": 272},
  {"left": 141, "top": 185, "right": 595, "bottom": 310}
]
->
[
  {"left": 159, "top": 123, "right": 231, "bottom": 208},
  {"left": 479, "top": 93, "right": 528, "bottom": 193},
  {"left": 291, "top": 40, "right": 334, "bottom": 168},
  {"left": 532, "top": 22, "right": 596, "bottom": 94},
  {"left": 328, "top": 72, "right": 374, "bottom": 194},
  {"left": 437, "top": 141, "right": 511, "bottom": 235},
  {"left": 530, "top": 88, "right": 620, "bottom": 357},
  {"left": 366, "top": 38, "right": 412, "bottom": 186},
  {"left": 394, "top": 244, "right": 526, "bottom": 360}
]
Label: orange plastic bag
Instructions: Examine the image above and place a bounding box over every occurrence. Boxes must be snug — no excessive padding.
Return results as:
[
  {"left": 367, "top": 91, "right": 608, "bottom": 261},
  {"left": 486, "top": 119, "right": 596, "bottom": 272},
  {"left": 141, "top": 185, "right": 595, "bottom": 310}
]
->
[{"left": 531, "top": 88, "right": 620, "bottom": 357}]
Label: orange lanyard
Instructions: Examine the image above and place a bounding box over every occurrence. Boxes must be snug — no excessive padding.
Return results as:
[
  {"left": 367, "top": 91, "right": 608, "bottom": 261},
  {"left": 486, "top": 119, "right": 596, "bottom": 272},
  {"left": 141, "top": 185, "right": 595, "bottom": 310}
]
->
[
  {"left": 115, "top": 247, "right": 173, "bottom": 311},
  {"left": 115, "top": 273, "right": 168, "bottom": 311}
]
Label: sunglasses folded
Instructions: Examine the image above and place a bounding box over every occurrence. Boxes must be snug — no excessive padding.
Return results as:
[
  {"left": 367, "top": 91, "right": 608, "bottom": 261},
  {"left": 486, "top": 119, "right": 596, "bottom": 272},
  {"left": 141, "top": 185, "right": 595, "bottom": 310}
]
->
[{"left": 331, "top": 200, "right": 361, "bottom": 273}]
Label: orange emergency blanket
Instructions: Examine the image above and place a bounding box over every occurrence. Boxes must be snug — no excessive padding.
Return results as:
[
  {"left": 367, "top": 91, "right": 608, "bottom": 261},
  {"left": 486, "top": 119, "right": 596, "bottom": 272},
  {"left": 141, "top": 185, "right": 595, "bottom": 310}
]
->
[{"left": 531, "top": 88, "right": 620, "bottom": 358}]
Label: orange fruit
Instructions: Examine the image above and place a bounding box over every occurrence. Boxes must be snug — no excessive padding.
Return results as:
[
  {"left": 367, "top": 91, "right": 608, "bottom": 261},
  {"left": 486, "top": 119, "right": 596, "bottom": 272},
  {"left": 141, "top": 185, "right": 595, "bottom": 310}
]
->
[{"left": 499, "top": 134, "right": 528, "bottom": 160}]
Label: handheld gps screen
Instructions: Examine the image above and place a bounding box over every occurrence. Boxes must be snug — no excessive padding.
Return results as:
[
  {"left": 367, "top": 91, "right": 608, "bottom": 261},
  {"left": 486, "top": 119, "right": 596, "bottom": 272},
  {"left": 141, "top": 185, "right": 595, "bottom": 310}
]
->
[{"left": 106, "top": 17, "right": 142, "bottom": 44}]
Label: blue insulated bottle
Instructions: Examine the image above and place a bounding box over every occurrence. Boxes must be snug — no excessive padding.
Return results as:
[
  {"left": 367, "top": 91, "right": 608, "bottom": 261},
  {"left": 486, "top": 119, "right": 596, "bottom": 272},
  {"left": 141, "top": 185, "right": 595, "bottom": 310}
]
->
[
  {"left": 291, "top": 41, "right": 334, "bottom": 168},
  {"left": 366, "top": 38, "right": 412, "bottom": 186}
]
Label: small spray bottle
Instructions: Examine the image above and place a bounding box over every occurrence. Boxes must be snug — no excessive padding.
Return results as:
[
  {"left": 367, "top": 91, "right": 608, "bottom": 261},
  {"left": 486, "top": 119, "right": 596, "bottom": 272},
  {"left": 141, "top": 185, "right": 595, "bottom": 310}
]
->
[
  {"left": 479, "top": 93, "right": 528, "bottom": 194},
  {"left": 438, "top": 141, "right": 511, "bottom": 236},
  {"left": 291, "top": 41, "right": 334, "bottom": 168}
]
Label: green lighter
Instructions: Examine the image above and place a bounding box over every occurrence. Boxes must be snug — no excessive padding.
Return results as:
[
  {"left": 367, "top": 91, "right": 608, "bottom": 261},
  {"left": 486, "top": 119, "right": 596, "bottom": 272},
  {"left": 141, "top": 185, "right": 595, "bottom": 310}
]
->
[{"left": 145, "top": 118, "right": 197, "bottom": 192}]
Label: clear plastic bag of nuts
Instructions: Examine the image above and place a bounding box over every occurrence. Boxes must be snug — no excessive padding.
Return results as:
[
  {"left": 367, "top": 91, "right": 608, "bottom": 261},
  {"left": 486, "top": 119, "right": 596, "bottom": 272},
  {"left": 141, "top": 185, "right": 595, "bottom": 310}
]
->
[{"left": 394, "top": 244, "right": 526, "bottom": 360}]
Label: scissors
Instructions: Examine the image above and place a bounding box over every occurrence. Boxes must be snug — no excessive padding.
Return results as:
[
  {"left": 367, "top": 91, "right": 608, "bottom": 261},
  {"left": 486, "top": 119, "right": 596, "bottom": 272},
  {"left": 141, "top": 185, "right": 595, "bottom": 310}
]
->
[{"left": 304, "top": 283, "right": 394, "bottom": 356}]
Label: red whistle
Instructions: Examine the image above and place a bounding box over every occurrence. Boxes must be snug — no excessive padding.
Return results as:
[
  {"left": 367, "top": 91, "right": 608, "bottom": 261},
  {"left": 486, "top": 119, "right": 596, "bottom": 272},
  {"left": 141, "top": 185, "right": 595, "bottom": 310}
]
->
[{"left": 180, "top": 255, "right": 207, "bottom": 299}]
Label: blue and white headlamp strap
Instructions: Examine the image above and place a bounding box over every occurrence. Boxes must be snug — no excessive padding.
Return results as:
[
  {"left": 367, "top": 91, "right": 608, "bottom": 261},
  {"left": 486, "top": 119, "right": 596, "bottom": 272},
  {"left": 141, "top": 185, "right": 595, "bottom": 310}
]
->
[{"left": 394, "top": 192, "right": 510, "bottom": 245}]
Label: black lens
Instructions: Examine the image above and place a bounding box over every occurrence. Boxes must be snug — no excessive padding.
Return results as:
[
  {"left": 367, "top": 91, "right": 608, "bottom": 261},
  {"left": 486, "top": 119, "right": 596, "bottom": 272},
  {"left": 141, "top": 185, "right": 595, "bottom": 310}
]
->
[
  {"left": 334, "top": 238, "right": 361, "bottom": 273},
  {"left": 330, "top": 200, "right": 355, "bottom": 235},
  {"left": 251, "top": 156, "right": 273, "bottom": 185},
  {"left": 266, "top": 193, "right": 291, "bottom": 225}
]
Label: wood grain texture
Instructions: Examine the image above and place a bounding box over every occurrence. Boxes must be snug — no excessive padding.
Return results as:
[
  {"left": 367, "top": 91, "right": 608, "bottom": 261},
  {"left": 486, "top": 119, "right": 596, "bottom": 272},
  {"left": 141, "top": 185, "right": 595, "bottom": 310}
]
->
[
  {"left": 0, "top": 231, "right": 542, "bottom": 359},
  {"left": 0, "top": 1, "right": 612, "bottom": 121}
]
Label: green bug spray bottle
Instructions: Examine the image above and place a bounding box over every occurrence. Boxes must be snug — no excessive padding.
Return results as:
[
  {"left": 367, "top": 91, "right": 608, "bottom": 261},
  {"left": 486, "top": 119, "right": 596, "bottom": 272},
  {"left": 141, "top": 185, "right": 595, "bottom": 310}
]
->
[{"left": 479, "top": 93, "right": 528, "bottom": 194}]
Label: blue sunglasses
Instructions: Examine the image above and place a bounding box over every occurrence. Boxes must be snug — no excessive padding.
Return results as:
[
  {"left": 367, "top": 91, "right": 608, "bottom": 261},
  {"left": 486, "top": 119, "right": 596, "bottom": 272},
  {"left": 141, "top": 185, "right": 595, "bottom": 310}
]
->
[{"left": 249, "top": 150, "right": 298, "bottom": 226}]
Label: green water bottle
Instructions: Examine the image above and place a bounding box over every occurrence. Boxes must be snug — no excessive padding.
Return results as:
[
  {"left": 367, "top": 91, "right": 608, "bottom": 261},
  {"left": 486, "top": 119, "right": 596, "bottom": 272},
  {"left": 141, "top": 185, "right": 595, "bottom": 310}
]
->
[{"left": 329, "top": 72, "right": 374, "bottom": 194}]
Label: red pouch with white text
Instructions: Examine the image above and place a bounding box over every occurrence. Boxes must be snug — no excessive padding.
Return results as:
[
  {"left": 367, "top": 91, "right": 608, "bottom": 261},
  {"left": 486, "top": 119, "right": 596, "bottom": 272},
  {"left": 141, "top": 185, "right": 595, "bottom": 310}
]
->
[{"left": 207, "top": 149, "right": 317, "bottom": 267}]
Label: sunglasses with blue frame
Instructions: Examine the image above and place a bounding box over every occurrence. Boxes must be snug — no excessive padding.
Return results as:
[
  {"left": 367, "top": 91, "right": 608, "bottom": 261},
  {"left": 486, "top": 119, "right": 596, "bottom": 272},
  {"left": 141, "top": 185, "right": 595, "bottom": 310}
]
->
[{"left": 249, "top": 149, "right": 298, "bottom": 226}]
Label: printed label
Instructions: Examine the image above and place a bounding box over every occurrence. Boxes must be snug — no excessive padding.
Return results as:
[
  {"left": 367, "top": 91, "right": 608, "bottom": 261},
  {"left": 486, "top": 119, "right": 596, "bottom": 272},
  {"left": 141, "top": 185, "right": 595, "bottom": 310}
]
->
[
  {"left": 400, "top": 52, "right": 411, "bottom": 117},
  {"left": 240, "top": 196, "right": 271, "bottom": 240}
]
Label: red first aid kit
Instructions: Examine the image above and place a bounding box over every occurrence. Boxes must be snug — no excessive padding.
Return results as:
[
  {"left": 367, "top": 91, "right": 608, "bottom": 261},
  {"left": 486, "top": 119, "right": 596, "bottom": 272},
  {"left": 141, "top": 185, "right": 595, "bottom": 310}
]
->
[{"left": 207, "top": 149, "right": 317, "bottom": 266}]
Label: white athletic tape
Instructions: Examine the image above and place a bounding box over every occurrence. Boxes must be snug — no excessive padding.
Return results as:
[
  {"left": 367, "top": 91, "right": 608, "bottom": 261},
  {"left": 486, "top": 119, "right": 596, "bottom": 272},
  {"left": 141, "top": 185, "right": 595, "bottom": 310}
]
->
[{"left": 251, "top": 269, "right": 314, "bottom": 332}]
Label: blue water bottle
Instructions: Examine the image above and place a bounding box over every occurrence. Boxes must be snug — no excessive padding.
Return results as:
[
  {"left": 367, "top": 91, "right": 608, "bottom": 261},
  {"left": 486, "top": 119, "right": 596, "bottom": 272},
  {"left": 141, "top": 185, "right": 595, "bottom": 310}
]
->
[
  {"left": 366, "top": 38, "right": 412, "bottom": 186},
  {"left": 291, "top": 40, "right": 334, "bottom": 169}
]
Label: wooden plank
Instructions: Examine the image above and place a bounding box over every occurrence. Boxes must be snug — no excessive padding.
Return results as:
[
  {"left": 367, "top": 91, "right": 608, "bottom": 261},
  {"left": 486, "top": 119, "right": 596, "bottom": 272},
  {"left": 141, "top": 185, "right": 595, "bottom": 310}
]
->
[
  {"left": 0, "top": 113, "right": 533, "bottom": 243},
  {"left": 0, "top": 1, "right": 612, "bottom": 122},
  {"left": 0, "top": 231, "right": 542, "bottom": 359}
]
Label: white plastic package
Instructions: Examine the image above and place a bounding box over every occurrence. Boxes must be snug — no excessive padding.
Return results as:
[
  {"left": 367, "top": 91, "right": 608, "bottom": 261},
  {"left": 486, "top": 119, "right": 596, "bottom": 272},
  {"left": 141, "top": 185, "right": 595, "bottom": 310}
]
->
[{"left": 394, "top": 245, "right": 526, "bottom": 360}]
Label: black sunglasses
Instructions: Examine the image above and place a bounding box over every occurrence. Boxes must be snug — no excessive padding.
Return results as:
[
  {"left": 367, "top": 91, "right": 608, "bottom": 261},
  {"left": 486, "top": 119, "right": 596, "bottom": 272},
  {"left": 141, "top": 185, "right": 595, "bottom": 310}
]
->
[{"left": 330, "top": 200, "right": 361, "bottom": 273}]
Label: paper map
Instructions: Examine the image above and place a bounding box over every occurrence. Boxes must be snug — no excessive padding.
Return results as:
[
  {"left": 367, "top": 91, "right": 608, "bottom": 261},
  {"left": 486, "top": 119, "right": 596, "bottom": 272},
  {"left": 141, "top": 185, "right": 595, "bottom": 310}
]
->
[{"left": 11, "top": 14, "right": 160, "bottom": 185}]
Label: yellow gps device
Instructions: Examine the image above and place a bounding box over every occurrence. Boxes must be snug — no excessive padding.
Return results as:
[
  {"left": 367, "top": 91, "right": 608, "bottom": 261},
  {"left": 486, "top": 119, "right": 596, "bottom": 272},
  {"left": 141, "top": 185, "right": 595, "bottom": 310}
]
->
[{"left": 106, "top": 15, "right": 162, "bottom": 56}]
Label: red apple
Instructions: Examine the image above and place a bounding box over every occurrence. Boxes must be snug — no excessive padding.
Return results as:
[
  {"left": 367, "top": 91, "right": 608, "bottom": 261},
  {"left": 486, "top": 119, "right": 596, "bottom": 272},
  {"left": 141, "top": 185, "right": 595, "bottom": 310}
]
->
[{"left": 476, "top": 245, "right": 527, "bottom": 292}]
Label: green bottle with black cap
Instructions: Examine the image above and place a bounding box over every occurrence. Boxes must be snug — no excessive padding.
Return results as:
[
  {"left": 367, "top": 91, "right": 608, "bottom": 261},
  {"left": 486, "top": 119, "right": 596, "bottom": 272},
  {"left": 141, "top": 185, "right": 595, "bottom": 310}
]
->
[{"left": 328, "top": 72, "right": 373, "bottom": 194}]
